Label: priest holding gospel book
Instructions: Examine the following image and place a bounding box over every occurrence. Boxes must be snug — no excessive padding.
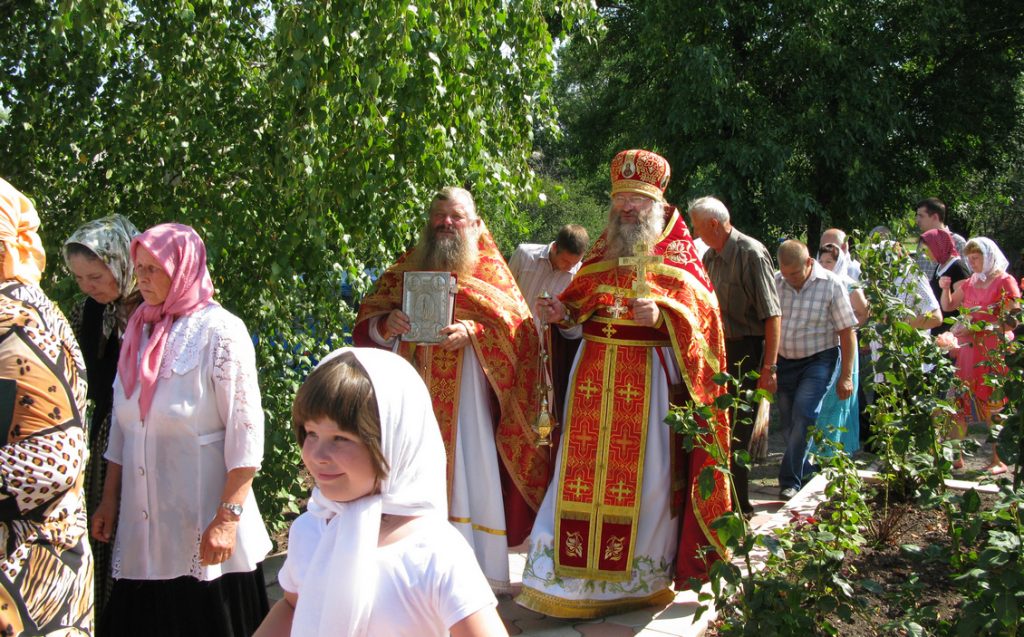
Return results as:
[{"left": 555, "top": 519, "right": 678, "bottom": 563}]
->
[{"left": 353, "top": 187, "right": 546, "bottom": 593}]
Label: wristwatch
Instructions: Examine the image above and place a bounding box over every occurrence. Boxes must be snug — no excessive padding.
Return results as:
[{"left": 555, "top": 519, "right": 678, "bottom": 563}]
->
[
  {"left": 762, "top": 364, "right": 778, "bottom": 373},
  {"left": 220, "top": 502, "right": 243, "bottom": 517}
]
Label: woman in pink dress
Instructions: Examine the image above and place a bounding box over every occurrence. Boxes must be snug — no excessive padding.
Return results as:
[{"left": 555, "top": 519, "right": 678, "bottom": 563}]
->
[{"left": 939, "top": 237, "right": 1020, "bottom": 474}]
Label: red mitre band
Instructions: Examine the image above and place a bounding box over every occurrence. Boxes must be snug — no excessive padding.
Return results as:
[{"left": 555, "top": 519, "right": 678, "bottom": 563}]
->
[{"left": 610, "top": 149, "right": 671, "bottom": 202}]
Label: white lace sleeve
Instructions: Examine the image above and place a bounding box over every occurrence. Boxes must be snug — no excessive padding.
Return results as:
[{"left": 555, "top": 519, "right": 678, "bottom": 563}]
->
[{"left": 209, "top": 312, "right": 264, "bottom": 471}]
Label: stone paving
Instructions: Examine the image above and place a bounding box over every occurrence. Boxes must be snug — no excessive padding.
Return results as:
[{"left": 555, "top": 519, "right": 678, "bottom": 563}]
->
[
  {"left": 262, "top": 473, "right": 794, "bottom": 637},
  {"left": 262, "top": 425, "right": 1011, "bottom": 635}
]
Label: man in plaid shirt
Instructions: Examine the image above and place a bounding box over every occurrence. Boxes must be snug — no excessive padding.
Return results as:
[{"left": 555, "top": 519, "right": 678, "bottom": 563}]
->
[{"left": 775, "top": 240, "right": 858, "bottom": 498}]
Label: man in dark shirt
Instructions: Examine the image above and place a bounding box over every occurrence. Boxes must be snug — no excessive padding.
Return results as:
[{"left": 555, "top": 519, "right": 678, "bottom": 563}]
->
[{"left": 689, "top": 196, "right": 781, "bottom": 514}]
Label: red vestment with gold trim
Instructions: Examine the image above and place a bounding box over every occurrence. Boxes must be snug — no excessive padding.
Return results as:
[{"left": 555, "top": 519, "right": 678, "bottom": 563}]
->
[{"left": 518, "top": 207, "right": 730, "bottom": 617}]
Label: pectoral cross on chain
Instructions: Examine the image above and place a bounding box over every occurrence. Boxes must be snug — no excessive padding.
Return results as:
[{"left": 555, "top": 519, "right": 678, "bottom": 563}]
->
[
  {"left": 618, "top": 240, "right": 661, "bottom": 299},
  {"left": 607, "top": 296, "right": 628, "bottom": 318}
]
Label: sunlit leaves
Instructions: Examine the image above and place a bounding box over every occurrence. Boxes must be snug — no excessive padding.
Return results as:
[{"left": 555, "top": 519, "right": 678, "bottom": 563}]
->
[{"left": 1, "top": 0, "right": 599, "bottom": 532}]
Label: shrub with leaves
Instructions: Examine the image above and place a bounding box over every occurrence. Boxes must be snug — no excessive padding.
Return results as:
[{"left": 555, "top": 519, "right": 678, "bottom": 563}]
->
[
  {"left": 668, "top": 372, "right": 869, "bottom": 635},
  {"left": 952, "top": 484, "right": 1024, "bottom": 636},
  {"left": 1, "top": 0, "right": 600, "bottom": 537},
  {"left": 856, "top": 231, "right": 963, "bottom": 502}
]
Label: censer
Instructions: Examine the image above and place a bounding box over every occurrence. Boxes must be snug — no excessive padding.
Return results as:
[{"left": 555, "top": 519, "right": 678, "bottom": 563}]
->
[{"left": 532, "top": 291, "right": 559, "bottom": 446}]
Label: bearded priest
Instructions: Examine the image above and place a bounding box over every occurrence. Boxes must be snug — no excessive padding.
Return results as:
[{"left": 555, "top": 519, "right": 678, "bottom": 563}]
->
[
  {"left": 518, "top": 150, "right": 732, "bottom": 618},
  {"left": 353, "top": 187, "right": 547, "bottom": 594}
]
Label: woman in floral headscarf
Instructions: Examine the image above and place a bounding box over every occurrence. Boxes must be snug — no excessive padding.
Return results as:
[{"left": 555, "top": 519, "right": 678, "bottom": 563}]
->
[
  {"left": 64, "top": 214, "right": 142, "bottom": 621},
  {"left": 92, "top": 223, "right": 272, "bottom": 636},
  {"left": 0, "top": 177, "right": 93, "bottom": 635},
  {"left": 939, "top": 237, "right": 1021, "bottom": 474}
]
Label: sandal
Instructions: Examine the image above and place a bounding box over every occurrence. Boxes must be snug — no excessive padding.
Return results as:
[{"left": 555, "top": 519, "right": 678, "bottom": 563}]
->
[{"left": 987, "top": 463, "right": 1008, "bottom": 476}]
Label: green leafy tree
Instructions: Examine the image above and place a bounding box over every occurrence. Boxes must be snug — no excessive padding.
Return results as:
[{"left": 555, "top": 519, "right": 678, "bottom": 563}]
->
[
  {"left": 0, "top": 0, "right": 598, "bottom": 535},
  {"left": 549, "top": 0, "right": 1024, "bottom": 242},
  {"left": 958, "top": 77, "right": 1024, "bottom": 261}
]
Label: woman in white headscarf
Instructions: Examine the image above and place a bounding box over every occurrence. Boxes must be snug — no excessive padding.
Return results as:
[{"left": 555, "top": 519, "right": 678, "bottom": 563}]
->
[
  {"left": 812, "top": 242, "right": 868, "bottom": 455},
  {"left": 63, "top": 214, "right": 141, "bottom": 622},
  {"left": 256, "top": 347, "right": 506, "bottom": 637},
  {"left": 939, "top": 237, "right": 1020, "bottom": 474}
]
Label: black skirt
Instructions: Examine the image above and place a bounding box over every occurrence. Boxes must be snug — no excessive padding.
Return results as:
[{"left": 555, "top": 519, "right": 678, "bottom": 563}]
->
[{"left": 102, "top": 565, "right": 269, "bottom": 637}]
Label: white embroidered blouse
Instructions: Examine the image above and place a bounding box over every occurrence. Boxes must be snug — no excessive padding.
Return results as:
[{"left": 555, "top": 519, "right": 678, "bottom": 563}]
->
[{"left": 106, "top": 304, "right": 272, "bottom": 581}]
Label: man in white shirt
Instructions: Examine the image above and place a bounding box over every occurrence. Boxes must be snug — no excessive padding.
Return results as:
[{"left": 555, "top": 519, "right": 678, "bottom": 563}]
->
[
  {"left": 508, "top": 224, "right": 590, "bottom": 440},
  {"left": 508, "top": 224, "right": 589, "bottom": 328}
]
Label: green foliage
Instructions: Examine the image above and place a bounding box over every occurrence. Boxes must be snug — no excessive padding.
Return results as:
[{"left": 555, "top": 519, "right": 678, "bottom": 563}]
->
[
  {"left": 548, "top": 0, "right": 1024, "bottom": 239},
  {"left": 666, "top": 366, "right": 770, "bottom": 517},
  {"left": 942, "top": 77, "right": 1024, "bottom": 256},
  {"left": 857, "top": 230, "right": 962, "bottom": 502},
  {"left": 697, "top": 441, "right": 870, "bottom": 636},
  {"left": 668, "top": 371, "right": 869, "bottom": 635},
  {"left": 953, "top": 484, "right": 1024, "bottom": 636},
  {"left": 949, "top": 306, "right": 1024, "bottom": 636},
  {"left": 502, "top": 174, "right": 608, "bottom": 256},
  {"left": 0, "top": 0, "right": 600, "bottom": 536},
  {"left": 859, "top": 232, "right": 1024, "bottom": 633}
]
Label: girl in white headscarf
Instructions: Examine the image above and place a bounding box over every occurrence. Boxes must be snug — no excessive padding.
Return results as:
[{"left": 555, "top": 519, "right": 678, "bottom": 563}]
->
[
  {"left": 939, "top": 237, "right": 1020, "bottom": 473},
  {"left": 255, "top": 348, "right": 507, "bottom": 637}
]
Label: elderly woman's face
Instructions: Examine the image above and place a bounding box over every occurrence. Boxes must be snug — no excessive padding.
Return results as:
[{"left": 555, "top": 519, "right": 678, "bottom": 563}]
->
[
  {"left": 134, "top": 248, "right": 172, "bottom": 305},
  {"left": 67, "top": 253, "right": 120, "bottom": 304}
]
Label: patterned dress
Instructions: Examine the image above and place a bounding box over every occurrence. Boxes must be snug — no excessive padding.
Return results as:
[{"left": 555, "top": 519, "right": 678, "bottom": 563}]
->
[
  {"left": 0, "top": 280, "right": 92, "bottom": 636},
  {"left": 954, "top": 272, "right": 1021, "bottom": 425}
]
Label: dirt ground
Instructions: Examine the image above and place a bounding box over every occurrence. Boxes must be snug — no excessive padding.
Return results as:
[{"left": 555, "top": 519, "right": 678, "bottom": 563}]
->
[{"left": 727, "top": 422, "right": 1014, "bottom": 637}]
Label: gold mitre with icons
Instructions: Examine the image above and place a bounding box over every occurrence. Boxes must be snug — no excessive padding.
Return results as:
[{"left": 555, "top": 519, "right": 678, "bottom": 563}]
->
[{"left": 609, "top": 149, "right": 671, "bottom": 202}]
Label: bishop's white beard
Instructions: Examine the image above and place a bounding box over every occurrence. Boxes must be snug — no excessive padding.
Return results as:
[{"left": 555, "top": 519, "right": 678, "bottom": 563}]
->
[{"left": 604, "top": 202, "right": 666, "bottom": 259}]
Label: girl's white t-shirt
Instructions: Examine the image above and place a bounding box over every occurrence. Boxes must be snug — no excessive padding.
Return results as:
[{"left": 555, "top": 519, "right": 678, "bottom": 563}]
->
[{"left": 279, "top": 513, "right": 497, "bottom": 636}]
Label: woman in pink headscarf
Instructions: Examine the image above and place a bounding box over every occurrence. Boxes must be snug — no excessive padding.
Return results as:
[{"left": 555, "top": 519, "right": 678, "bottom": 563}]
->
[
  {"left": 919, "top": 228, "right": 970, "bottom": 336},
  {"left": 92, "top": 223, "right": 272, "bottom": 636}
]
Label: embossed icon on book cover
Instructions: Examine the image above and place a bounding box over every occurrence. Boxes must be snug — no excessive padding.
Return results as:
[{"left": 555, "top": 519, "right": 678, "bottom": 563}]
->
[{"left": 402, "top": 271, "right": 457, "bottom": 343}]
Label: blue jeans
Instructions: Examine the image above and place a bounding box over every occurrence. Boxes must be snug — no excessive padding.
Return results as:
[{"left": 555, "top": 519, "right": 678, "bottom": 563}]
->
[{"left": 777, "top": 347, "right": 839, "bottom": 490}]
